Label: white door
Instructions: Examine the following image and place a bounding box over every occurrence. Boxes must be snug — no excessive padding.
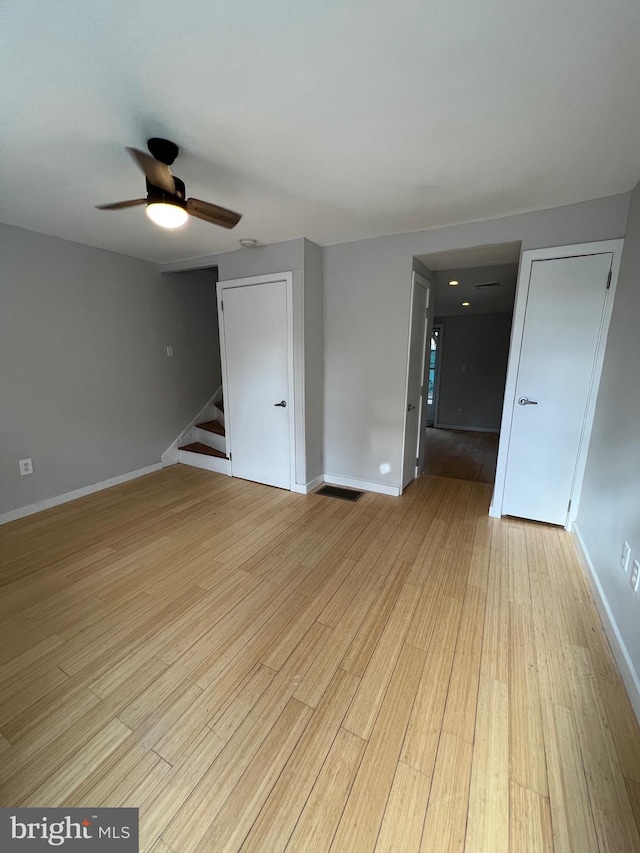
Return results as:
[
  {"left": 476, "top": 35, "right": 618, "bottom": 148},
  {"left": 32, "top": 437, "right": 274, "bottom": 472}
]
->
[
  {"left": 221, "top": 279, "right": 292, "bottom": 489},
  {"left": 402, "top": 274, "right": 431, "bottom": 489},
  {"left": 502, "top": 252, "right": 612, "bottom": 524}
]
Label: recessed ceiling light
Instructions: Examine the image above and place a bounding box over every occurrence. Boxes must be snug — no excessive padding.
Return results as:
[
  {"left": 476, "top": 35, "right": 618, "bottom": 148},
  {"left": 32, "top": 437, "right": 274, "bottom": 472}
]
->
[
  {"left": 448, "top": 280, "right": 459, "bottom": 286},
  {"left": 239, "top": 238, "right": 258, "bottom": 248},
  {"left": 462, "top": 301, "right": 470, "bottom": 306}
]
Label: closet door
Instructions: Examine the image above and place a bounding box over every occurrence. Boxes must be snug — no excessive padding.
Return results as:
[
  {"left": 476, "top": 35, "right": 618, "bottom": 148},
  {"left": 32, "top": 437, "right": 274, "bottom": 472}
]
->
[
  {"left": 220, "top": 278, "right": 292, "bottom": 490},
  {"left": 502, "top": 252, "right": 612, "bottom": 524}
]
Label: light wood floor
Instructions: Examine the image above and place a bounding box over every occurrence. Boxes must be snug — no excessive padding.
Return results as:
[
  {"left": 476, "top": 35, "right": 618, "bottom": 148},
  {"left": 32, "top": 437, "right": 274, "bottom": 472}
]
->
[
  {"left": 1, "top": 466, "right": 639, "bottom": 852},
  {"left": 424, "top": 428, "right": 499, "bottom": 483}
]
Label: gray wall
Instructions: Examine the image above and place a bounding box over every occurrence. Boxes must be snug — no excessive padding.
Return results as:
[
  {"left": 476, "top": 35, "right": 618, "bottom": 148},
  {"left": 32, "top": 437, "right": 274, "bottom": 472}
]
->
[
  {"left": 434, "top": 313, "right": 512, "bottom": 431},
  {"left": 0, "top": 225, "right": 220, "bottom": 515},
  {"left": 216, "top": 239, "right": 304, "bottom": 281},
  {"left": 323, "top": 193, "right": 631, "bottom": 490},
  {"left": 576, "top": 182, "right": 640, "bottom": 689},
  {"left": 214, "top": 237, "right": 323, "bottom": 488}
]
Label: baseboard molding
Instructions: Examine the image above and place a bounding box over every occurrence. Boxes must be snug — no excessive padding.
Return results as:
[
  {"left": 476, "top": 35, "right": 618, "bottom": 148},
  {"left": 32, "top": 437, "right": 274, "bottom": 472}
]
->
[
  {"left": 292, "top": 474, "right": 324, "bottom": 495},
  {"left": 573, "top": 524, "right": 640, "bottom": 723},
  {"left": 323, "top": 474, "right": 401, "bottom": 497},
  {"left": 434, "top": 424, "right": 500, "bottom": 434},
  {"left": 0, "top": 463, "right": 163, "bottom": 526}
]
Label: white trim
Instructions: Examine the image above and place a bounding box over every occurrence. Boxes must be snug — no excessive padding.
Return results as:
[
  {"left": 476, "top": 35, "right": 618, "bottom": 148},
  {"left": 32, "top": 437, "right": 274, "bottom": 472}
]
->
[
  {"left": 291, "top": 474, "right": 325, "bottom": 495},
  {"left": 401, "top": 272, "right": 430, "bottom": 494},
  {"left": 217, "top": 272, "right": 297, "bottom": 492},
  {"left": 158, "top": 253, "right": 220, "bottom": 274},
  {"left": 434, "top": 424, "right": 500, "bottom": 434},
  {"left": 573, "top": 524, "right": 640, "bottom": 723},
  {"left": 0, "top": 464, "right": 162, "bottom": 526},
  {"left": 491, "top": 239, "right": 624, "bottom": 525},
  {"left": 323, "top": 474, "right": 401, "bottom": 497},
  {"left": 431, "top": 323, "right": 444, "bottom": 428},
  {"left": 161, "top": 386, "right": 223, "bottom": 467}
]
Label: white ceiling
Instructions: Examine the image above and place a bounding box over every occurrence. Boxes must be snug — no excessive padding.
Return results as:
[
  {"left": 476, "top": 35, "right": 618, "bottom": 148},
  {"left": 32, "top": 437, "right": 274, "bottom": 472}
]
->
[{"left": 3, "top": 1, "right": 639, "bottom": 264}]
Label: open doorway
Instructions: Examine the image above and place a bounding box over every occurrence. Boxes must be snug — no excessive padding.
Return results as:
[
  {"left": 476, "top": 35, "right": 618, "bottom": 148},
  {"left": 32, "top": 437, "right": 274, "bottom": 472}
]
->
[{"left": 414, "top": 242, "right": 520, "bottom": 484}]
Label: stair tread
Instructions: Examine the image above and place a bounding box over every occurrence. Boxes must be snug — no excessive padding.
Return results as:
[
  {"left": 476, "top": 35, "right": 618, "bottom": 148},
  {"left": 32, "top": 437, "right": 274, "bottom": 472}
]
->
[
  {"left": 197, "top": 420, "right": 225, "bottom": 436},
  {"left": 214, "top": 400, "right": 224, "bottom": 412},
  {"left": 180, "top": 442, "right": 228, "bottom": 459}
]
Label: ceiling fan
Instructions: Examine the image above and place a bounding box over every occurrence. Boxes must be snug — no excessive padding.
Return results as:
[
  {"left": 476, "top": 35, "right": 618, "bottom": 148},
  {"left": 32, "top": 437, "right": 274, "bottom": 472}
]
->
[{"left": 96, "top": 138, "right": 242, "bottom": 230}]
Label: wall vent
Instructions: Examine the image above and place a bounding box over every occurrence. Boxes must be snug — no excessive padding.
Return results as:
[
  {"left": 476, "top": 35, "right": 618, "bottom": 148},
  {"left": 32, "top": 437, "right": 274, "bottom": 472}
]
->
[{"left": 474, "top": 281, "right": 501, "bottom": 290}]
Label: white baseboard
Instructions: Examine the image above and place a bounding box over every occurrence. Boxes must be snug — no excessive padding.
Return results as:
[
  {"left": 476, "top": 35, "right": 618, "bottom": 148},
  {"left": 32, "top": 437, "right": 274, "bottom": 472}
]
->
[
  {"left": 323, "top": 474, "right": 401, "bottom": 497},
  {"left": 0, "top": 463, "right": 163, "bottom": 526},
  {"left": 573, "top": 524, "right": 640, "bottom": 723},
  {"left": 434, "top": 424, "right": 500, "bottom": 434},
  {"left": 292, "top": 474, "right": 324, "bottom": 495}
]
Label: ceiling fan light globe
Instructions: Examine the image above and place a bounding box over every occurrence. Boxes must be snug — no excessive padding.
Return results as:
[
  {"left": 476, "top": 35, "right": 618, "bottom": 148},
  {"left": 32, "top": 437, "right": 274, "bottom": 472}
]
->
[{"left": 145, "top": 202, "right": 188, "bottom": 229}]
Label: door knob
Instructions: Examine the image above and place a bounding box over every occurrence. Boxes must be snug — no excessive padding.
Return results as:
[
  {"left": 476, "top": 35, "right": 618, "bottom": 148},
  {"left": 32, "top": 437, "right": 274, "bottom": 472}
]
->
[
  {"left": 518, "top": 397, "right": 538, "bottom": 406},
  {"left": 274, "top": 400, "right": 287, "bottom": 407},
  {"left": 407, "top": 403, "right": 416, "bottom": 411}
]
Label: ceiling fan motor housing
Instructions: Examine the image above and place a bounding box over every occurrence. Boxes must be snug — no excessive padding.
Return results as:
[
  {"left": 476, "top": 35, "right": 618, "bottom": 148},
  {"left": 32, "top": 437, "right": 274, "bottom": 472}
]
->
[
  {"left": 147, "top": 137, "right": 179, "bottom": 165},
  {"left": 146, "top": 176, "right": 186, "bottom": 206}
]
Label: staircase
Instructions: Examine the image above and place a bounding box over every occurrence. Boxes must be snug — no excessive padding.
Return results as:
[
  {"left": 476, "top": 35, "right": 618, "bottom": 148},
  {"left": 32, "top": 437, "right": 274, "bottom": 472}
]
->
[{"left": 178, "top": 400, "right": 230, "bottom": 475}]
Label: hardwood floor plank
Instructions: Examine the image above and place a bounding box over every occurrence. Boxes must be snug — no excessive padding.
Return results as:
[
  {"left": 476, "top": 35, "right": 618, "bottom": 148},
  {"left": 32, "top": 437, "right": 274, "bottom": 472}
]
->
[
  {"left": 541, "top": 698, "right": 598, "bottom": 853},
  {"left": 420, "top": 732, "right": 473, "bottom": 853},
  {"left": 480, "top": 522, "right": 509, "bottom": 683},
  {"left": 343, "top": 582, "right": 421, "bottom": 740},
  {"left": 566, "top": 644, "right": 640, "bottom": 852},
  {"left": 442, "top": 584, "right": 485, "bottom": 744},
  {"left": 509, "top": 781, "right": 553, "bottom": 853},
  {"left": 160, "top": 622, "right": 330, "bottom": 852},
  {"left": 464, "top": 676, "right": 509, "bottom": 853},
  {"left": 375, "top": 761, "right": 431, "bottom": 853},
  {"left": 139, "top": 727, "right": 225, "bottom": 853},
  {"left": 509, "top": 601, "right": 548, "bottom": 796},
  {"left": 196, "top": 697, "right": 314, "bottom": 852},
  {"left": 240, "top": 668, "right": 359, "bottom": 853},
  {"left": 401, "top": 595, "right": 462, "bottom": 777},
  {"left": 330, "top": 643, "right": 426, "bottom": 852},
  {"left": 21, "top": 718, "right": 132, "bottom": 806},
  {"left": 210, "top": 663, "right": 276, "bottom": 742},
  {"left": 285, "top": 727, "right": 366, "bottom": 853}
]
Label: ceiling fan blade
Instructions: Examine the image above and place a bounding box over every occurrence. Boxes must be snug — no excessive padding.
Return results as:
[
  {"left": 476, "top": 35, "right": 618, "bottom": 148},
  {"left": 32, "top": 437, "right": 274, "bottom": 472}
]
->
[
  {"left": 126, "top": 147, "right": 176, "bottom": 194},
  {"left": 186, "top": 198, "right": 242, "bottom": 229},
  {"left": 96, "top": 199, "right": 147, "bottom": 210}
]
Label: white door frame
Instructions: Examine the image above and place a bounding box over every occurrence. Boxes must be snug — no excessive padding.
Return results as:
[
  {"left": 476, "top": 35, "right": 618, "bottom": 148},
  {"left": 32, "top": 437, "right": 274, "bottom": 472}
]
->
[
  {"left": 490, "top": 239, "right": 624, "bottom": 528},
  {"left": 217, "top": 271, "right": 296, "bottom": 492},
  {"left": 400, "top": 271, "right": 431, "bottom": 492},
  {"left": 431, "top": 323, "right": 444, "bottom": 428}
]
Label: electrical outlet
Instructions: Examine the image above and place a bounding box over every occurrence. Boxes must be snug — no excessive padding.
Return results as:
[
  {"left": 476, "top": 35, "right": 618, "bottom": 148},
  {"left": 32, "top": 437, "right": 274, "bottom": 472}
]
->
[
  {"left": 19, "top": 458, "right": 33, "bottom": 476},
  {"left": 166, "top": 346, "right": 174, "bottom": 357},
  {"left": 622, "top": 541, "right": 631, "bottom": 572},
  {"left": 631, "top": 560, "right": 640, "bottom": 593},
  {"left": 457, "top": 408, "right": 463, "bottom": 415}
]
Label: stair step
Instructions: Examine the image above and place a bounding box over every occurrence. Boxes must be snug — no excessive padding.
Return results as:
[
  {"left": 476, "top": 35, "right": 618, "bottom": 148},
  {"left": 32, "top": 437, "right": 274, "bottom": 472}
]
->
[
  {"left": 179, "top": 442, "right": 228, "bottom": 459},
  {"left": 197, "top": 420, "right": 225, "bottom": 436},
  {"left": 214, "top": 400, "right": 224, "bottom": 413}
]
